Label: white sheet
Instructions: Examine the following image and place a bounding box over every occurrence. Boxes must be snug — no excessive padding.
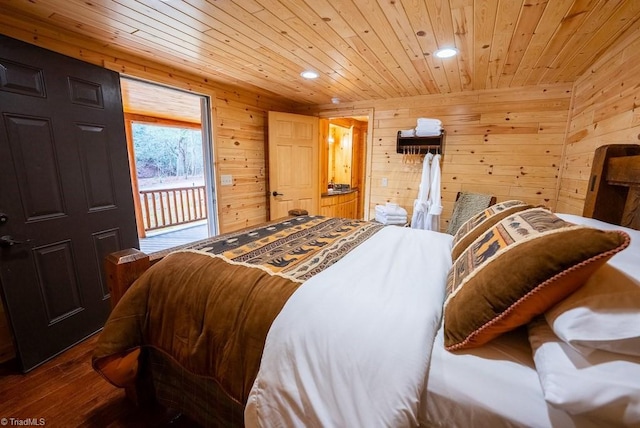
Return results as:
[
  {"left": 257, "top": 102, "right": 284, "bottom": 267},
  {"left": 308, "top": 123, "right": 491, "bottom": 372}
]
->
[
  {"left": 421, "top": 327, "right": 600, "bottom": 428},
  {"left": 528, "top": 318, "right": 640, "bottom": 426},
  {"left": 245, "top": 226, "right": 454, "bottom": 427}
]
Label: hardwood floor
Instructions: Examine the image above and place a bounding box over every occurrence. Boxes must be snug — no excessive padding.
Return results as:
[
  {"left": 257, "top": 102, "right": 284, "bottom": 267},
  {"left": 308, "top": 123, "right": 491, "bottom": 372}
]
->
[{"left": 0, "top": 334, "right": 200, "bottom": 427}]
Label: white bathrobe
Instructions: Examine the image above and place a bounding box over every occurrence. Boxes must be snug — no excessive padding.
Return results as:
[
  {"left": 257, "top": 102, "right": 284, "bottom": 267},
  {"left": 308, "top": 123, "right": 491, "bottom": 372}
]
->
[
  {"left": 425, "top": 154, "right": 442, "bottom": 231},
  {"left": 411, "top": 153, "right": 433, "bottom": 230}
]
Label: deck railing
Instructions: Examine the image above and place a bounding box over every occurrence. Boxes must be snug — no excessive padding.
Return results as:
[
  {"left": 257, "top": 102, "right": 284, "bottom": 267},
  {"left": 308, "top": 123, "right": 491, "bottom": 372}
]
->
[{"left": 139, "top": 185, "right": 207, "bottom": 231}]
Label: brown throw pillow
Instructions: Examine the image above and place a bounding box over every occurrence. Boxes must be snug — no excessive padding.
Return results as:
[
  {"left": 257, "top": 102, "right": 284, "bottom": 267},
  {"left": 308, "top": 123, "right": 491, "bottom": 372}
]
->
[
  {"left": 443, "top": 208, "right": 630, "bottom": 351},
  {"left": 451, "top": 200, "right": 532, "bottom": 261}
]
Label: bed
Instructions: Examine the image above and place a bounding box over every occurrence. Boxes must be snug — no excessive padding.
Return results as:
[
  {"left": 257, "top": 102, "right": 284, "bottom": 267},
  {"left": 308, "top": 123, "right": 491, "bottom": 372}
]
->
[{"left": 93, "top": 144, "right": 640, "bottom": 427}]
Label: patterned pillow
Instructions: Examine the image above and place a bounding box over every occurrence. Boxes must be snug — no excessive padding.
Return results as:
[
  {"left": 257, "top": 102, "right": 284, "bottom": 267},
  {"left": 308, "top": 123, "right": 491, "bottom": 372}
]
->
[
  {"left": 443, "top": 208, "right": 630, "bottom": 351},
  {"left": 450, "top": 200, "right": 532, "bottom": 261}
]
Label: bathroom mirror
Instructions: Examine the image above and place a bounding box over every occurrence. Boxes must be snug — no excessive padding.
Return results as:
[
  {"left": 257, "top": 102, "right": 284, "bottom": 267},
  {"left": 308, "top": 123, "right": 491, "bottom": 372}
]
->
[
  {"left": 328, "top": 123, "right": 353, "bottom": 187},
  {"left": 322, "top": 117, "right": 367, "bottom": 194}
]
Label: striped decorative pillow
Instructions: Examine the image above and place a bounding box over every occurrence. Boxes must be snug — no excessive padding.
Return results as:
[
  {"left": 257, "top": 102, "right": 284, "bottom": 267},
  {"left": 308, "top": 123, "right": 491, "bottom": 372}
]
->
[
  {"left": 450, "top": 200, "right": 532, "bottom": 261},
  {"left": 443, "top": 208, "right": 630, "bottom": 351}
]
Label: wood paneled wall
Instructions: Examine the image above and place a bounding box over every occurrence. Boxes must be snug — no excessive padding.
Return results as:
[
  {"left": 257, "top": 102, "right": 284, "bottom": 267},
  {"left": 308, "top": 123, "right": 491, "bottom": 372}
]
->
[
  {"left": 558, "top": 22, "right": 640, "bottom": 214},
  {"left": 0, "top": 18, "right": 298, "bottom": 236},
  {"left": 300, "top": 83, "right": 572, "bottom": 231}
]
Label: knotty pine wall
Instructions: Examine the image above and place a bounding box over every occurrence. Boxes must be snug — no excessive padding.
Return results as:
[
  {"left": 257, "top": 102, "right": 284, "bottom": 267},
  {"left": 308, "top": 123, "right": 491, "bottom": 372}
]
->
[
  {"left": 300, "top": 83, "right": 573, "bottom": 231},
  {"left": 558, "top": 21, "right": 640, "bottom": 214}
]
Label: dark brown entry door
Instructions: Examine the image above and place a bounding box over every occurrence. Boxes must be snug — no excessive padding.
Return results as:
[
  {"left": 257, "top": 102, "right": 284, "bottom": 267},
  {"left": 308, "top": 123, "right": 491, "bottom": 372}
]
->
[{"left": 0, "top": 35, "right": 139, "bottom": 371}]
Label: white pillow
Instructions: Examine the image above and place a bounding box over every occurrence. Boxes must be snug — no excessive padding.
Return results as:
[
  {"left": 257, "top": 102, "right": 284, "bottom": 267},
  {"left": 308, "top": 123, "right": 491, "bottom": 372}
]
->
[
  {"left": 551, "top": 214, "right": 640, "bottom": 357},
  {"left": 545, "top": 264, "right": 640, "bottom": 357},
  {"left": 528, "top": 317, "right": 640, "bottom": 426}
]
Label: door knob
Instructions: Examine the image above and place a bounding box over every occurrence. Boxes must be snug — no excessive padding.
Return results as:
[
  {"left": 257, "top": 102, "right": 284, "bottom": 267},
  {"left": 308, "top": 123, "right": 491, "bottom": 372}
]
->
[
  {"left": 0, "top": 235, "right": 23, "bottom": 248},
  {"left": 272, "top": 191, "right": 284, "bottom": 197},
  {"left": 0, "top": 213, "right": 7, "bottom": 226}
]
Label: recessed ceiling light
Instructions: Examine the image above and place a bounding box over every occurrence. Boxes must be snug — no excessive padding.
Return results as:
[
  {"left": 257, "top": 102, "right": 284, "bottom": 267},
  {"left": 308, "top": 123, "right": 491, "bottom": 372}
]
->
[
  {"left": 300, "top": 70, "right": 319, "bottom": 79},
  {"left": 434, "top": 48, "right": 458, "bottom": 59},
  {"left": 331, "top": 97, "right": 340, "bottom": 104}
]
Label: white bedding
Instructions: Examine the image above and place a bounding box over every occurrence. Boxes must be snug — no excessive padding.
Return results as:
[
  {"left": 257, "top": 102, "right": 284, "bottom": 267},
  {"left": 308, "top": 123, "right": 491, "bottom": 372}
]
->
[
  {"left": 245, "top": 214, "right": 639, "bottom": 427},
  {"left": 422, "top": 213, "right": 640, "bottom": 428},
  {"left": 245, "top": 226, "right": 454, "bottom": 427},
  {"left": 421, "top": 327, "right": 600, "bottom": 428}
]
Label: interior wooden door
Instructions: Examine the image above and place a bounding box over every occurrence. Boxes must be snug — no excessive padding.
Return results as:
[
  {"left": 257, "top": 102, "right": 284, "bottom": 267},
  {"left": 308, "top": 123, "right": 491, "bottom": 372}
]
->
[
  {"left": 0, "top": 35, "right": 139, "bottom": 371},
  {"left": 268, "top": 112, "right": 319, "bottom": 219}
]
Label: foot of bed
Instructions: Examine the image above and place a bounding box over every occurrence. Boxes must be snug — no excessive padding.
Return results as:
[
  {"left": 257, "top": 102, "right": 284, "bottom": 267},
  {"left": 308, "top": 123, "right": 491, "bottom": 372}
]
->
[{"left": 105, "top": 248, "right": 150, "bottom": 308}]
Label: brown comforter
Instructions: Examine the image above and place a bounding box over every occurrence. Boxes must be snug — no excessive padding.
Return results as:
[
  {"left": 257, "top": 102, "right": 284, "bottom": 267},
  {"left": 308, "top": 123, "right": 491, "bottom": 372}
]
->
[
  {"left": 92, "top": 252, "right": 301, "bottom": 405},
  {"left": 93, "top": 216, "right": 384, "bottom": 420}
]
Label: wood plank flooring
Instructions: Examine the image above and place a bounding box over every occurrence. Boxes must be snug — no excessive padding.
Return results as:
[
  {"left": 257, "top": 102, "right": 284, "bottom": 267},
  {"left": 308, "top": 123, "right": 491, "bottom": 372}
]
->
[{"left": 0, "top": 334, "right": 200, "bottom": 427}]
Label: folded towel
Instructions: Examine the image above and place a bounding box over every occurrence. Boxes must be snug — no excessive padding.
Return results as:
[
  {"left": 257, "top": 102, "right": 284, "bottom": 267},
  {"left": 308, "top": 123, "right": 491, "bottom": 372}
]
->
[
  {"left": 415, "top": 129, "right": 441, "bottom": 137},
  {"left": 400, "top": 129, "right": 416, "bottom": 137},
  {"left": 417, "top": 118, "right": 442, "bottom": 127},
  {"left": 376, "top": 213, "right": 407, "bottom": 221},
  {"left": 415, "top": 124, "right": 442, "bottom": 132},
  {"left": 375, "top": 212, "right": 407, "bottom": 225},
  {"left": 375, "top": 204, "right": 408, "bottom": 216}
]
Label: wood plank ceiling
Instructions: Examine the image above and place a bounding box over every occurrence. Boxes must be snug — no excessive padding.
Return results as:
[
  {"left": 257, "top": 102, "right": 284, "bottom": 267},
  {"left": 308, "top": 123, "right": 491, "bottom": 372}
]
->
[{"left": 2, "top": 0, "right": 640, "bottom": 106}]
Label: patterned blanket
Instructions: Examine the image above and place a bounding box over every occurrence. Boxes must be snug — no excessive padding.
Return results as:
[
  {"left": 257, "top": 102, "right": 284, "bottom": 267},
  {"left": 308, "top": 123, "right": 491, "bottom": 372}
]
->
[
  {"left": 93, "top": 215, "right": 385, "bottom": 426},
  {"left": 179, "top": 215, "right": 384, "bottom": 281}
]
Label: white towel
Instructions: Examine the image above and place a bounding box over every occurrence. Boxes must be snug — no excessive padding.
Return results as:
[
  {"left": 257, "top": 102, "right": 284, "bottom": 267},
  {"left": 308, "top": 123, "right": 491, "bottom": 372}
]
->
[
  {"left": 415, "top": 118, "right": 442, "bottom": 136},
  {"left": 375, "top": 213, "right": 407, "bottom": 225},
  {"left": 376, "top": 214, "right": 407, "bottom": 222},
  {"left": 400, "top": 129, "right": 416, "bottom": 137},
  {"left": 415, "top": 124, "right": 441, "bottom": 132},
  {"left": 415, "top": 129, "right": 441, "bottom": 137},
  {"left": 375, "top": 204, "right": 407, "bottom": 216},
  {"left": 386, "top": 203, "right": 407, "bottom": 216},
  {"left": 417, "top": 118, "right": 442, "bottom": 127}
]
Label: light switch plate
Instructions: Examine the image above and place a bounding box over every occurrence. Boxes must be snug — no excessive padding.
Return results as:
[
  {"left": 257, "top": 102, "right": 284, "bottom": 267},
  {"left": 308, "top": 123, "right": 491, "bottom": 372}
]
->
[
  {"left": 381, "top": 177, "right": 388, "bottom": 187},
  {"left": 221, "top": 174, "right": 233, "bottom": 186}
]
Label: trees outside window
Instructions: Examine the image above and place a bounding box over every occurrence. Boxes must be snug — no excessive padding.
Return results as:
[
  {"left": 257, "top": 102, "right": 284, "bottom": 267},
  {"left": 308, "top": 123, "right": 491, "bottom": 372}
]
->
[{"left": 132, "top": 123, "right": 203, "bottom": 188}]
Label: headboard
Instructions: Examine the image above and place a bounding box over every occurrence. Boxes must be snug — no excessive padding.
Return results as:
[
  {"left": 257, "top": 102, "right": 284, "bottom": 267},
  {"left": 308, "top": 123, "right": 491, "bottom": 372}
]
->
[{"left": 583, "top": 144, "right": 640, "bottom": 230}]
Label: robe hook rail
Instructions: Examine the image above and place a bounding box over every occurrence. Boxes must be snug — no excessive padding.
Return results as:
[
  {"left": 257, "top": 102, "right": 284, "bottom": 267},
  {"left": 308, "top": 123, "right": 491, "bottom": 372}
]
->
[{"left": 401, "top": 145, "right": 441, "bottom": 164}]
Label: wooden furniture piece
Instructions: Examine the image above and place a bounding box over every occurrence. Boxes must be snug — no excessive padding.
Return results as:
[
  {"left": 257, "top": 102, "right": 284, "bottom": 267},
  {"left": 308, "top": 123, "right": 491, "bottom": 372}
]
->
[
  {"left": 105, "top": 249, "right": 152, "bottom": 309},
  {"left": 396, "top": 130, "right": 445, "bottom": 155},
  {"left": 320, "top": 190, "right": 359, "bottom": 219},
  {"left": 583, "top": 144, "right": 640, "bottom": 230}
]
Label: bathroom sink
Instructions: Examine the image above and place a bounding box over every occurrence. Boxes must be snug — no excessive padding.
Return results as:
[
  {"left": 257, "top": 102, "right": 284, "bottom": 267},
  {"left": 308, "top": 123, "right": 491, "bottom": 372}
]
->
[{"left": 326, "top": 185, "right": 353, "bottom": 195}]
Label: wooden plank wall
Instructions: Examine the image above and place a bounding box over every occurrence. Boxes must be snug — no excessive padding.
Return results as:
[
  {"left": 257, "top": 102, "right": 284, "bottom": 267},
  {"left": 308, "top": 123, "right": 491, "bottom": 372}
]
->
[
  {"left": 300, "top": 83, "right": 572, "bottom": 231},
  {"left": 558, "top": 21, "right": 640, "bottom": 214}
]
